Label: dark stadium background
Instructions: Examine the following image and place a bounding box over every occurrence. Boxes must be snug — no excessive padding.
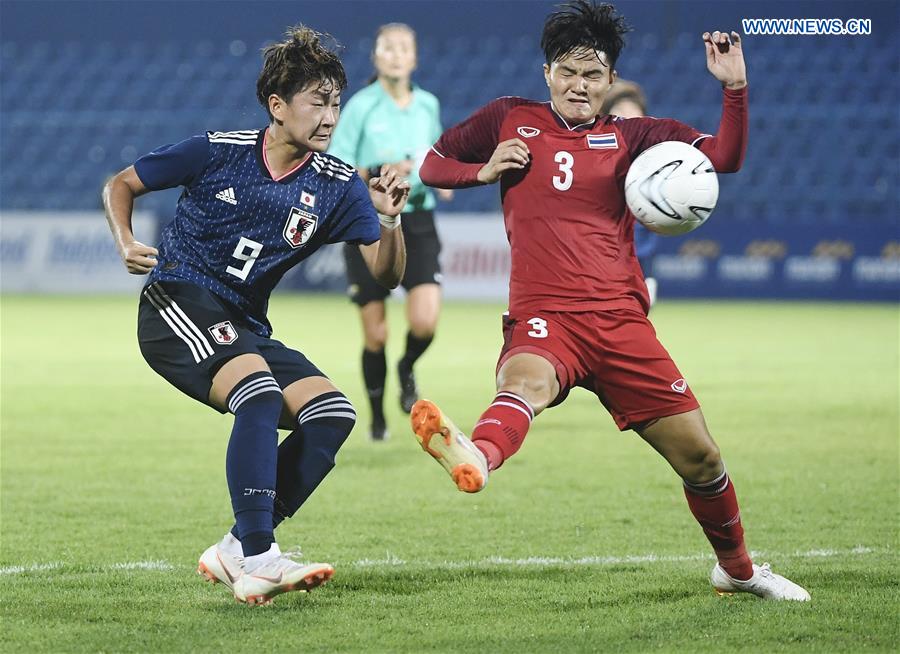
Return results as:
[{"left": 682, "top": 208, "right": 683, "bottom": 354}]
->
[{"left": 1, "top": 0, "right": 897, "bottom": 300}]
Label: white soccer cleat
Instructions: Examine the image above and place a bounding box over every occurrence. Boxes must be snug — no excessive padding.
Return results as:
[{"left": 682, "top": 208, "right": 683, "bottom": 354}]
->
[
  {"left": 711, "top": 562, "right": 811, "bottom": 601},
  {"left": 410, "top": 399, "right": 489, "bottom": 493},
  {"left": 197, "top": 534, "right": 244, "bottom": 591},
  {"left": 232, "top": 546, "right": 335, "bottom": 606}
]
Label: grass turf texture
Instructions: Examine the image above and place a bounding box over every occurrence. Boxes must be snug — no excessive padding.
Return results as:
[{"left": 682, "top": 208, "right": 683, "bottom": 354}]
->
[{"left": 1, "top": 294, "right": 897, "bottom": 653}]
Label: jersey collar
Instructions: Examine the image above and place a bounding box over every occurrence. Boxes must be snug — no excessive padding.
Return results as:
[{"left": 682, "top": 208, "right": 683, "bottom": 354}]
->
[
  {"left": 255, "top": 127, "right": 313, "bottom": 183},
  {"left": 546, "top": 101, "right": 598, "bottom": 132}
]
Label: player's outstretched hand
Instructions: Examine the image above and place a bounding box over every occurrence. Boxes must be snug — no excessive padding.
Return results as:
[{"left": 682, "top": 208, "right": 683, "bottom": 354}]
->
[
  {"left": 121, "top": 240, "right": 158, "bottom": 275},
  {"left": 369, "top": 164, "right": 411, "bottom": 217},
  {"left": 477, "top": 138, "right": 530, "bottom": 184},
  {"left": 703, "top": 30, "right": 747, "bottom": 90}
]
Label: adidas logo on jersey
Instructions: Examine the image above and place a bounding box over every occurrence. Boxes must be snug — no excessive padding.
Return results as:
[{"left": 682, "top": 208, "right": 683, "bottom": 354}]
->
[{"left": 215, "top": 187, "right": 237, "bottom": 205}]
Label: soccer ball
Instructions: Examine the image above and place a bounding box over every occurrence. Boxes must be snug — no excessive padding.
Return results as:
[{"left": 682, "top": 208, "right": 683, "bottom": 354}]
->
[{"left": 624, "top": 141, "right": 719, "bottom": 236}]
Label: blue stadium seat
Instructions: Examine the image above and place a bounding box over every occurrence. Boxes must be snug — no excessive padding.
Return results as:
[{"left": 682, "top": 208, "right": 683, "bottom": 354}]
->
[{"left": 0, "top": 32, "right": 894, "bottom": 224}]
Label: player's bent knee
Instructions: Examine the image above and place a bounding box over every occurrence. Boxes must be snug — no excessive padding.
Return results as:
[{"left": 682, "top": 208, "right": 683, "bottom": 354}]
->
[
  {"left": 681, "top": 444, "right": 724, "bottom": 484},
  {"left": 282, "top": 376, "right": 340, "bottom": 415},
  {"left": 408, "top": 320, "right": 436, "bottom": 340},
  {"left": 225, "top": 370, "right": 283, "bottom": 416},
  {"left": 497, "top": 375, "right": 555, "bottom": 412},
  {"left": 209, "top": 353, "right": 271, "bottom": 409},
  {"left": 296, "top": 391, "right": 357, "bottom": 461},
  {"left": 363, "top": 325, "right": 388, "bottom": 351},
  {"left": 298, "top": 391, "right": 357, "bottom": 428}
]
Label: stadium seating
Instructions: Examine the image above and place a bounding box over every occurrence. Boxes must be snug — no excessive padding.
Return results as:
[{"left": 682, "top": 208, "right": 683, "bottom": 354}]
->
[{"left": 1, "top": 34, "right": 896, "bottom": 223}]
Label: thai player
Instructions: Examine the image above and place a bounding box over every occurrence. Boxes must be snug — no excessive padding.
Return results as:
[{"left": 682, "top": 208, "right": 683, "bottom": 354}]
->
[
  {"left": 103, "top": 26, "right": 409, "bottom": 605},
  {"left": 410, "top": 1, "right": 809, "bottom": 600}
]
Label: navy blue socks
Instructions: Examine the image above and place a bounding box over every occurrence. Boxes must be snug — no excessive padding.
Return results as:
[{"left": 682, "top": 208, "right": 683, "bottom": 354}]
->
[
  {"left": 228, "top": 390, "right": 356, "bottom": 543},
  {"left": 272, "top": 391, "right": 356, "bottom": 528},
  {"left": 224, "top": 371, "right": 283, "bottom": 557}
]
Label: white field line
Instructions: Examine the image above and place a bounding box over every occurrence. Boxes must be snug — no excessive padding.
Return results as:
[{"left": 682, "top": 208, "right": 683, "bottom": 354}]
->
[
  {"left": 348, "top": 545, "right": 878, "bottom": 569},
  {"left": 110, "top": 560, "right": 174, "bottom": 571},
  {"left": 0, "top": 546, "right": 879, "bottom": 577},
  {"left": 0, "top": 562, "right": 62, "bottom": 575}
]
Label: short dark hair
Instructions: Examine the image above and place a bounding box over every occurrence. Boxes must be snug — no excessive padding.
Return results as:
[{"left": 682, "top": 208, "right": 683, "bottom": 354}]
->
[
  {"left": 256, "top": 25, "right": 347, "bottom": 120},
  {"left": 541, "top": 1, "right": 630, "bottom": 68}
]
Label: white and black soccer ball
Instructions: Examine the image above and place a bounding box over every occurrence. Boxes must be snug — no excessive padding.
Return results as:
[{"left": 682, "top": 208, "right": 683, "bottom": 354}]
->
[{"left": 624, "top": 141, "right": 719, "bottom": 236}]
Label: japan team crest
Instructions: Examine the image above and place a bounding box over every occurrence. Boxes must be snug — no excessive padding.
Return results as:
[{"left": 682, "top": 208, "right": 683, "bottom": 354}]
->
[
  {"left": 208, "top": 321, "right": 238, "bottom": 345},
  {"left": 283, "top": 206, "right": 318, "bottom": 248}
]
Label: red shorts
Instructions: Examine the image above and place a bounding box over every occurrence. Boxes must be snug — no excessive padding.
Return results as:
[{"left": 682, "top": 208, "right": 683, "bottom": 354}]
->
[{"left": 497, "top": 309, "right": 699, "bottom": 431}]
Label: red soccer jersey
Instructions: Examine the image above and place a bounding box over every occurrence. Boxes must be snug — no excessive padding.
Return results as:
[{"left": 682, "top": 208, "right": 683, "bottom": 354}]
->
[{"left": 427, "top": 96, "right": 740, "bottom": 315}]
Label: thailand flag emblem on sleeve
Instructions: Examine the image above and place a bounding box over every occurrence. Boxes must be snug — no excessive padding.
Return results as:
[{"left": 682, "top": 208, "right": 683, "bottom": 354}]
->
[
  {"left": 586, "top": 133, "right": 618, "bottom": 149},
  {"left": 300, "top": 189, "right": 316, "bottom": 208}
]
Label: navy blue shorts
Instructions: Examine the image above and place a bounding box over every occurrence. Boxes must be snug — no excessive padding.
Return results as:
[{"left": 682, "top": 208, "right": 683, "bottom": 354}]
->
[{"left": 137, "top": 281, "right": 324, "bottom": 413}]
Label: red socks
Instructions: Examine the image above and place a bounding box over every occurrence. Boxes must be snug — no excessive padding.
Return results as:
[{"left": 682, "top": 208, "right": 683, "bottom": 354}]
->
[
  {"left": 471, "top": 392, "right": 534, "bottom": 470},
  {"left": 683, "top": 471, "right": 754, "bottom": 581}
]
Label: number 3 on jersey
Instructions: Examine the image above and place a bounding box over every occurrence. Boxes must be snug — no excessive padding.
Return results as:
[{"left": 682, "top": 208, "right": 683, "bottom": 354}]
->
[
  {"left": 226, "top": 236, "right": 263, "bottom": 281},
  {"left": 553, "top": 151, "right": 574, "bottom": 191},
  {"left": 527, "top": 317, "right": 548, "bottom": 338}
]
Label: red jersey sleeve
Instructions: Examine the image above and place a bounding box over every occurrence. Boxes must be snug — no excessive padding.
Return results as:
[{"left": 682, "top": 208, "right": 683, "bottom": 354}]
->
[
  {"left": 616, "top": 86, "right": 748, "bottom": 172},
  {"left": 421, "top": 96, "right": 530, "bottom": 188}
]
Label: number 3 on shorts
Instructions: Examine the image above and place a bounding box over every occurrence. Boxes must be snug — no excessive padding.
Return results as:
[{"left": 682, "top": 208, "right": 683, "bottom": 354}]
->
[{"left": 527, "top": 317, "right": 548, "bottom": 338}]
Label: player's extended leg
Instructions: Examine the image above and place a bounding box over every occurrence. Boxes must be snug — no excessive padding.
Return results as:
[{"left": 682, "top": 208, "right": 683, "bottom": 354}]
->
[
  {"left": 210, "top": 358, "right": 338, "bottom": 605},
  {"left": 359, "top": 300, "right": 389, "bottom": 440},
  {"left": 210, "top": 378, "right": 350, "bottom": 602},
  {"left": 271, "top": 376, "right": 356, "bottom": 526},
  {"left": 472, "top": 352, "right": 558, "bottom": 470},
  {"left": 208, "top": 353, "right": 283, "bottom": 562},
  {"left": 410, "top": 352, "right": 558, "bottom": 492},
  {"left": 636, "top": 408, "right": 810, "bottom": 600},
  {"left": 198, "top": 353, "right": 288, "bottom": 603},
  {"left": 398, "top": 283, "right": 440, "bottom": 413}
]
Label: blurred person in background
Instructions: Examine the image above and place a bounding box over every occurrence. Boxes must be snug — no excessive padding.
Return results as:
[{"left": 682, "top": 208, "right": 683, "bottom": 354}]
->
[
  {"left": 102, "top": 25, "right": 408, "bottom": 605},
  {"left": 330, "top": 23, "right": 451, "bottom": 442},
  {"left": 600, "top": 79, "right": 659, "bottom": 306}
]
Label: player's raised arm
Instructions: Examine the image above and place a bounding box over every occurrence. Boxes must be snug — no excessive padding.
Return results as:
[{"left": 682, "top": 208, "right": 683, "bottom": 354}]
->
[
  {"left": 102, "top": 166, "right": 158, "bottom": 274},
  {"left": 617, "top": 31, "right": 748, "bottom": 174},
  {"left": 359, "top": 166, "right": 409, "bottom": 288},
  {"left": 703, "top": 30, "right": 747, "bottom": 91},
  {"left": 696, "top": 30, "right": 748, "bottom": 172}
]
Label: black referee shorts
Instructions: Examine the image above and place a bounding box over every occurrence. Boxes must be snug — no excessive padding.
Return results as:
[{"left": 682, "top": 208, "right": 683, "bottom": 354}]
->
[
  {"left": 344, "top": 209, "right": 442, "bottom": 307},
  {"left": 137, "top": 281, "right": 324, "bottom": 413}
]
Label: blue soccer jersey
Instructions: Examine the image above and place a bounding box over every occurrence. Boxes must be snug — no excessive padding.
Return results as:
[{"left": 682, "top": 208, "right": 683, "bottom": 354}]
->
[{"left": 134, "top": 128, "right": 380, "bottom": 336}]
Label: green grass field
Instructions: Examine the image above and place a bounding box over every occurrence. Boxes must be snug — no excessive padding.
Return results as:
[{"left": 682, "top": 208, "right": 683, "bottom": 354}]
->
[{"left": 1, "top": 294, "right": 897, "bottom": 652}]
